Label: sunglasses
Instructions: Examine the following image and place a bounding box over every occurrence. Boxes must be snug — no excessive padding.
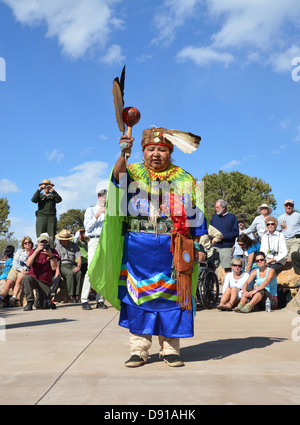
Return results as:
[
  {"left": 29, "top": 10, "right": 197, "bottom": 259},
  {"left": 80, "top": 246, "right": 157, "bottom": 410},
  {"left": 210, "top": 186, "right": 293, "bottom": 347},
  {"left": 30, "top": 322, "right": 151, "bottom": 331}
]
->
[
  {"left": 232, "top": 264, "right": 242, "bottom": 267},
  {"left": 256, "top": 258, "right": 265, "bottom": 263},
  {"left": 266, "top": 223, "right": 276, "bottom": 226},
  {"left": 24, "top": 241, "right": 32, "bottom": 244}
]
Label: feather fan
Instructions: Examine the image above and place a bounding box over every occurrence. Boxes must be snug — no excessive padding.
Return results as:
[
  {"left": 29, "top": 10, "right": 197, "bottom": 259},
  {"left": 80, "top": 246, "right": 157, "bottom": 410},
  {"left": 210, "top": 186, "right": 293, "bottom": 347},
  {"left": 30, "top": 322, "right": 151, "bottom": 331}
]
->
[
  {"left": 112, "top": 65, "right": 126, "bottom": 134},
  {"left": 163, "top": 130, "right": 201, "bottom": 154}
]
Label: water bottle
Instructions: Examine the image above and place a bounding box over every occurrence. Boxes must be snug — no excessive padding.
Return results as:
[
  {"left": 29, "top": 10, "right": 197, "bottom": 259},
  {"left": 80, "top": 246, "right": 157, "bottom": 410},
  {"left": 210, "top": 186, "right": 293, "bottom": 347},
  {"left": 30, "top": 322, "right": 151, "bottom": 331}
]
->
[{"left": 265, "top": 297, "right": 271, "bottom": 312}]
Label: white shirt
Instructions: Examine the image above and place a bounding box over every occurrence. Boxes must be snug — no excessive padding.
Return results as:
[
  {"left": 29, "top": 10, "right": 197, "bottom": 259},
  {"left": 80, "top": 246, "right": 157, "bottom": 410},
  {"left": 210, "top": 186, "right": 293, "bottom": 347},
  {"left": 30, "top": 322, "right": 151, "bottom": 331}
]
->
[
  {"left": 260, "top": 230, "right": 287, "bottom": 264},
  {"left": 223, "top": 272, "right": 249, "bottom": 292},
  {"left": 84, "top": 205, "right": 105, "bottom": 238}
]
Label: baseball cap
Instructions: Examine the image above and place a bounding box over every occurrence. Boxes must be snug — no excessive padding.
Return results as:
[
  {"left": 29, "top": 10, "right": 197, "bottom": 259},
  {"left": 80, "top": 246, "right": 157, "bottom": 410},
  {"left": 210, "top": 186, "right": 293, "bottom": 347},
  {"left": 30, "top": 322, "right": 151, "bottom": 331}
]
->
[{"left": 284, "top": 199, "right": 294, "bottom": 205}]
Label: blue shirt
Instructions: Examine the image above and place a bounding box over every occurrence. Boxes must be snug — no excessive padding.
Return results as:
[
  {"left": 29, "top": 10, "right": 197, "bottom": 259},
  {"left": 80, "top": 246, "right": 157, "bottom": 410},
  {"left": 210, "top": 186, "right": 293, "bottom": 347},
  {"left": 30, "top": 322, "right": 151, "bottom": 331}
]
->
[
  {"left": 210, "top": 212, "right": 239, "bottom": 248},
  {"left": 0, "top": 258, "right": 13, "bottom": 280}
]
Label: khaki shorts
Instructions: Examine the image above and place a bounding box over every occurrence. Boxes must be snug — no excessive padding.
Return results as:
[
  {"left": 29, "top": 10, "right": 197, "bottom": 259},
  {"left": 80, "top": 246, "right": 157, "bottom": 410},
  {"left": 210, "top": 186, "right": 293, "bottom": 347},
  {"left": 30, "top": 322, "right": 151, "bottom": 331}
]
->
[
  {"left": 7, "top": 267, "right": 23, "bottom": 282},
  {"left": 214, "top": 247, "right": 233, "bottom": 269}
]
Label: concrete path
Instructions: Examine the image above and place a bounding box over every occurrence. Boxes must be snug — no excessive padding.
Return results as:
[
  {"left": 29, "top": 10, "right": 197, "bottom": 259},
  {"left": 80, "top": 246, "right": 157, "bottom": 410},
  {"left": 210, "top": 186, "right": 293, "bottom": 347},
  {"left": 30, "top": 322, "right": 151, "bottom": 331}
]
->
[{"left": 0, "top": 302, "right": 299, "bottom": 406}]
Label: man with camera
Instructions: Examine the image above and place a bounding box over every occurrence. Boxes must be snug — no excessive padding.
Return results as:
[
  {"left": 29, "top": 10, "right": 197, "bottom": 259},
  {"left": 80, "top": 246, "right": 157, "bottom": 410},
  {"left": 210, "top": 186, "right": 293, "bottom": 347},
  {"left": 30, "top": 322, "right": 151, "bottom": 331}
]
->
[
  {"left": 31, "top": 179, "right": 62, "bottom": 247},
  {"left": 22, "top": 233, "right": 60, "bottom": 311}
]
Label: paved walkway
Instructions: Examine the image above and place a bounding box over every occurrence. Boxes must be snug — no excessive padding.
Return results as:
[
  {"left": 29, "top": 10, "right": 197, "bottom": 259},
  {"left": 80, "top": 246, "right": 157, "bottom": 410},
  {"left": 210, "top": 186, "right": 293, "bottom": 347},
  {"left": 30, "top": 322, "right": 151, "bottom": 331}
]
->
[{"left": 0, "top": 302, "right": 300, "bottom": 406}]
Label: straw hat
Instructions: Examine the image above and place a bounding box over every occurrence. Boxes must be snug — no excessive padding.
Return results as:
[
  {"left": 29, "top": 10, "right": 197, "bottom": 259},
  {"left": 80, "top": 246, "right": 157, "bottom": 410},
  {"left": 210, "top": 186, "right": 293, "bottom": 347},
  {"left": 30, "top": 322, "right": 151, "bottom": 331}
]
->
[
  {"left": 55, "top": 229, "right": 74, "bottom": 240},
  {"left": 39, "top": 179, "right": 54, "bottom": 187},
  {"left": 257, "top": 203, "right": 272, "bottom": 215}
]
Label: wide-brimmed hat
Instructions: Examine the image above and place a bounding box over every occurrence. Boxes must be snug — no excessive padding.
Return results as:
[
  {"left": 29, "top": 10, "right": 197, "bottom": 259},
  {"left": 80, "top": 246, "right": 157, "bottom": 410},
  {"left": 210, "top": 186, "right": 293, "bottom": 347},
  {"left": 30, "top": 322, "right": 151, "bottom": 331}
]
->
[
  {"left": 257, "top": 203, "right": 272, "bottom": 215},
  {"left": 39, "top": 179, "right": 54, "bottom": 187},
  {"left": 37, "top": 233, "right": 50, "bottom": 243},
  {"left": 55, "top": 229, "right": 74, "bottom": 240}
]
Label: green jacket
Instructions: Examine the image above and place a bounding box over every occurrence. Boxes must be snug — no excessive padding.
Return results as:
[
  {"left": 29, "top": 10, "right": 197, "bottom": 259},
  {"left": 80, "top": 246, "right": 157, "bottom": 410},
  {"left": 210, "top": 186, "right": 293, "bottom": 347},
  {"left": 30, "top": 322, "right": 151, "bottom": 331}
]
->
[{"left": 31, "top": 190, "right": 62, "bottom": 216}]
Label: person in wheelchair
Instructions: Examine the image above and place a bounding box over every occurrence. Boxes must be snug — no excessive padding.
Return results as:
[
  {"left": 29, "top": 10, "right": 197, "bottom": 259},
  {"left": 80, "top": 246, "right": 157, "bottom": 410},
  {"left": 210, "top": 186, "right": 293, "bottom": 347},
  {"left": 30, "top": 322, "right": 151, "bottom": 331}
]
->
[{"left": 199, "top": 224, "right": 223, "bottom": 270}]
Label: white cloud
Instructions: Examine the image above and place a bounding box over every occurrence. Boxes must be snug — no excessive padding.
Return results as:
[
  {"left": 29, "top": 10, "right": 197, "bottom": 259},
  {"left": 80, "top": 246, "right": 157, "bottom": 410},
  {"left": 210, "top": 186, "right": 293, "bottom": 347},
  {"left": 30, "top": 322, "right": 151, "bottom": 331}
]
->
[
  {"left": 269, "top": 45, "right": 300, "bottom": 73},
  {"left": 0, "top": 179, "right": 21, "bottom": 194},
  {"left": 176, "top": 46, "right": 234, "bottom": 66},
  {"left": 52, "top": 161, "right": 109, "bottom": 213},
  {"left": 46, "top": 148, "right": 64, "bottom": 163},
  {"left": 294, "top": 126, "right": 300, "bottom": 142},
  {"left": 100, "top": 44, "right": 125, "bottom": 65},
  {"left": 155, "top": 0, "right": 300, "bottom": 71},
  {"left": 152, "top": 0, "right": 201, "bottom": 45},
  {"left": 221, "top": 160, "right": 240, "bottom": 170},
  {"left": 2, "top": 0, "right": 123, "bottom": 59}
]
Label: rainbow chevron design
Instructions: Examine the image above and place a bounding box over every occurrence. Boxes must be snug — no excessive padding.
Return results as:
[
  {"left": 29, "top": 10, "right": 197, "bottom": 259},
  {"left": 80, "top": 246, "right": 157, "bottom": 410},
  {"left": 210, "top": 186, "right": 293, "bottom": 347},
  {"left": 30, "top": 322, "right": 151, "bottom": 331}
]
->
[{"left": 119, "top": 265, "right": 177, "bottom": 305}]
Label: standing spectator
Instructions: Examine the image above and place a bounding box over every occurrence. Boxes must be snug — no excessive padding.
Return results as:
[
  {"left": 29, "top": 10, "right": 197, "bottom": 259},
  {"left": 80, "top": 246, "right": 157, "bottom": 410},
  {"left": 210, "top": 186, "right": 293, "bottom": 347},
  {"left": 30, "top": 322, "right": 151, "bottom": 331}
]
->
[
  {"left": 55, "top": 229, "right": 82, "bottom": 303},
  {"left": 260, "top": 216, "right": 287, "bottom": 273},
  {"left": 0, "top": 237, "right": 33, "bottom": 307},
  {"left": 278, "top": 199, "right": 300, "bottom": 260},
  {"left": 22, "top": 233, "right": 59, "bottom": 311},
  {"left": 244, "top": 203, "right": 275, "bottom": 242},
  {"left": 31, "top": 179, "right": 62, "bottom": 247},
  {"left": 210, "top": 199, "right": 239, "bottom": 273},
  {"left": 81, "top": 190, "right": 108, "bottom": 310}
]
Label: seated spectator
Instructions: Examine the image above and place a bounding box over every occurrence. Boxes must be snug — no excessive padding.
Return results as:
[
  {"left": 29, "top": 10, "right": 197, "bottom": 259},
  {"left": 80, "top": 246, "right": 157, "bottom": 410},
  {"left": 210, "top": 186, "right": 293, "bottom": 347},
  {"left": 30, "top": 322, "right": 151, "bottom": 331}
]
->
[
  {"left": 260, "top": 216, "right": 287, "bottom": 273},
  {"left": 233, "top": 219, "right": 248, "bottom": 260},
  {"left": 291, "top": 249, "right": 300, "bottom": 289},
  {"left": 199, "top": 224, "right": 223, "bottom": 269},
  {"left": 234, "top": 252, "right": 278, "bottom": 313},
  {"left": 73, "top": 228, "right": 88, "bottom": 278},
  {"left": 55, "top": 229, "right": 82, "bottom": 303},
  {"left": 0, "top": 245, "right": 15, "bottom": 304},
  {"left": 22, "top": 233, "right": 60, "bottom": 311},
  {"left": 236, "top": 233, "right": 260, "bottom": 273},
  {"left": 0, "top": 237, "right": 33, "bottom": 307},
  {"left": 217, "top": 258, "right": 249, "bottom": 311}
]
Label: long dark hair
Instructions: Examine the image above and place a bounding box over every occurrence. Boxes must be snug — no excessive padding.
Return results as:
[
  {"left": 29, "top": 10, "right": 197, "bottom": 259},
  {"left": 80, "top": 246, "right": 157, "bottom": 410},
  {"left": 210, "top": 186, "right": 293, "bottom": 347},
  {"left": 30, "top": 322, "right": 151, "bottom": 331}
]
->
[{"left": 237, "top": 233, "right": 256, "bottom": 248}]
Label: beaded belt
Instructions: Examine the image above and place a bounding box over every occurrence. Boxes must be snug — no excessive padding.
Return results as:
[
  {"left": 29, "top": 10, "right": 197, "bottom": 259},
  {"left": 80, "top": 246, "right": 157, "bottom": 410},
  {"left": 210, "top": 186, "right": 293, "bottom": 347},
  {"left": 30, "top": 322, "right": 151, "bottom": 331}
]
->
[{"left": 127, "top": 217, "right": 173, "bottom": 234}]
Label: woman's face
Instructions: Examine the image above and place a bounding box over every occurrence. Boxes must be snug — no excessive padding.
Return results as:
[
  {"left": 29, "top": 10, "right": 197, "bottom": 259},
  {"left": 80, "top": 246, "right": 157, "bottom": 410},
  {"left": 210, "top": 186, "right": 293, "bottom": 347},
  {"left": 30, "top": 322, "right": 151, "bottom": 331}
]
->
[
  {"left": 23, "top": 239, "right": 32, "bottom": 250},
  {"left": 231, "top": 263, "right": 242, "bottom": 274},
  {"left": 143, "top": 145, "right": 171, "bottom": 172},
  {"left": 266, "top": 221, "right": 276, "bottom": 234},
  {"left": 256, "top": 256, "right": 266, "bottom": 268}
]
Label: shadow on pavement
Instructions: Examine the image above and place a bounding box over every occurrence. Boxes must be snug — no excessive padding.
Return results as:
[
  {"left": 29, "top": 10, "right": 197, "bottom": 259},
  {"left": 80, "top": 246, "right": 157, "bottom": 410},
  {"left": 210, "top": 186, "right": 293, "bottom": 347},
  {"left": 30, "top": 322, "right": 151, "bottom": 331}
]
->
[{"left": 182, "top": 336, "right": 287, "bottom": 361}]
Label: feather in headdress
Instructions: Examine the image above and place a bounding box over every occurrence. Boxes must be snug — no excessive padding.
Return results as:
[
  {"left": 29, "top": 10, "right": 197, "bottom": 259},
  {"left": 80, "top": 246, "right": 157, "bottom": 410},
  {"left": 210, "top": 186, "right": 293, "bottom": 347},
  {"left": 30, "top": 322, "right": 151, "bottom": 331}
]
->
[
  {"left": 112, "top": 65, "right": 126, "bottom": 134},
  {"left": 163, "top": 130, "right": 201, "bottom": 154}
]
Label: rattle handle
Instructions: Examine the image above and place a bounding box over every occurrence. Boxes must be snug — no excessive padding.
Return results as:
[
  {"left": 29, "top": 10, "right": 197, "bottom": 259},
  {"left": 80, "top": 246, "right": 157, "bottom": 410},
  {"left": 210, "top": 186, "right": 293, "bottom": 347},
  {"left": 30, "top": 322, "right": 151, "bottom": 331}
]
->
[{"left": 125, "top": 126, "right": 132, "bottom": 159}]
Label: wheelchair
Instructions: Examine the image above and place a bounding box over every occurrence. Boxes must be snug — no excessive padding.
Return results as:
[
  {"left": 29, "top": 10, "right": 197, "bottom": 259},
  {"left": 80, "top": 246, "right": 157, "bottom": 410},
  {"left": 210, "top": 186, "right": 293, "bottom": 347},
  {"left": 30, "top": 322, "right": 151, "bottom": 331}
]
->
[{"left": 195, "top": 261, "right": 219, "bottom": 310}]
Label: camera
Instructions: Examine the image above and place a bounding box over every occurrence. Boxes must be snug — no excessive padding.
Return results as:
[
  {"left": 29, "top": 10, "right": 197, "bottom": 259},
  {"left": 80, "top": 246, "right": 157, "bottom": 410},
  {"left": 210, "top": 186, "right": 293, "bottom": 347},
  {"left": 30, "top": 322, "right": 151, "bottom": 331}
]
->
[
  {"left": 43, "top": 243, "right": 50, "bottom": 250},
  {"left": 267, "top": 249, "right": 278, "bottom": 258}
]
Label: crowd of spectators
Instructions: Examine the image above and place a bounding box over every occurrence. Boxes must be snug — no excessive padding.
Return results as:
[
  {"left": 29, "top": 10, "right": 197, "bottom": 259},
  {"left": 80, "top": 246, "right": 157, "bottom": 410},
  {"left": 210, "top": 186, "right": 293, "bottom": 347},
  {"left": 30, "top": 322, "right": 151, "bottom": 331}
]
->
[
  {"left": 0, "top": 194, "right": 299, "bottom": 315},
  {"left": 0, "top": 183, "right": 108, "bottom": 311}
]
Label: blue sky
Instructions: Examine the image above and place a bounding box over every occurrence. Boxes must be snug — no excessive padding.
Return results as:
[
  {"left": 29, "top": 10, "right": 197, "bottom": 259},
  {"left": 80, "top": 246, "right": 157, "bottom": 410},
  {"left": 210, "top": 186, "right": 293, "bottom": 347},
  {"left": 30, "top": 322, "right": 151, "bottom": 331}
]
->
[{"left": 0, "top": 0, "right": 299, "bottom": 241}]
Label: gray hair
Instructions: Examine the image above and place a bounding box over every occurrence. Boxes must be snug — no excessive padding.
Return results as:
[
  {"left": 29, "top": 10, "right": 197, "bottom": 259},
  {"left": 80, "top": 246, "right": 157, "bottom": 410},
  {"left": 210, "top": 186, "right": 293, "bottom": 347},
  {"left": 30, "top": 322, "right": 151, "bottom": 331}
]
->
[
  {"left": 97, "top": 189, "right": 107, "bottom": 198},
  {"left": 216, "top": 199, "right": 228, "bottom": 209}
]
